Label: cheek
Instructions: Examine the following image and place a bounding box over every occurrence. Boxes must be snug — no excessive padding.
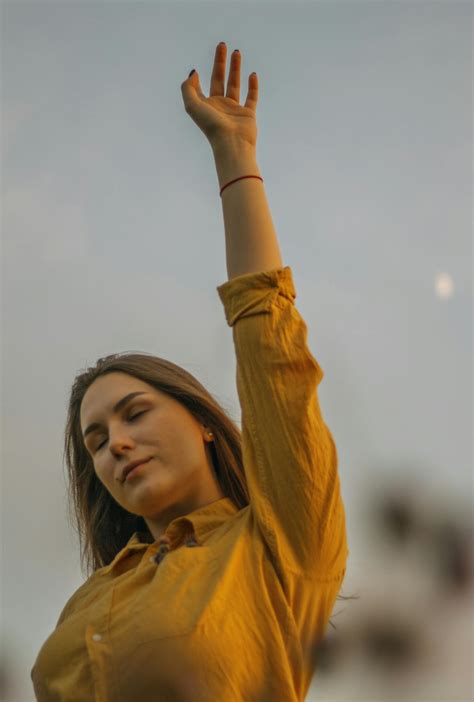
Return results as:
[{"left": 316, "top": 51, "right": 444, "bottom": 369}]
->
[
  {"left": 93, "top": 460, "right": 114, "bottom": 488},
  {"left": 175, "top": 437, "right": 206, "bottom": 468}
]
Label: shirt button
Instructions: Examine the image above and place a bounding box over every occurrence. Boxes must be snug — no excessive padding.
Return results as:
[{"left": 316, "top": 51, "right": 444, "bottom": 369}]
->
[{"left": 92, "top": 633, "right": 102, "bottom": 642}]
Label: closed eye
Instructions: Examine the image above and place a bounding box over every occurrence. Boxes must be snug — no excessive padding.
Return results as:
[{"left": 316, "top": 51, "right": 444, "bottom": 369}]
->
[{"left": 95, "top": 410, "right": 148, "bottom": 451}]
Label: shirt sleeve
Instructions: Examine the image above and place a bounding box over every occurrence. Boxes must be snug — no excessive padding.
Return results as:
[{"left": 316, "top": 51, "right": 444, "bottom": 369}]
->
[{"left": 216, "top": 266, "right": 348, "bottom": 579}]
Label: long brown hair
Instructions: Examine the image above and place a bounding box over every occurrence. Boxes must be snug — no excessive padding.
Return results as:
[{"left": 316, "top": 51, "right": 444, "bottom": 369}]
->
[{"left": 64, "top": 351, "right": 358, "bottom": 623}]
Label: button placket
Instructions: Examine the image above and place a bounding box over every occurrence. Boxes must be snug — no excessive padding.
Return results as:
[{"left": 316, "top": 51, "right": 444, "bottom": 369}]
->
[
  {"left": 149, "top": 529, "right": 200, "bottom": 564},
  {"left": 152, "top": 534, "right": 172, "bottom": 565}
]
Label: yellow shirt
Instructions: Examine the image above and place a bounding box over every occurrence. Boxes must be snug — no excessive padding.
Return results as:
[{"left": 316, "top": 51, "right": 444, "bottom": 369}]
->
[{"left": 31, "top": 266, "right": 349, "bottom": 702}]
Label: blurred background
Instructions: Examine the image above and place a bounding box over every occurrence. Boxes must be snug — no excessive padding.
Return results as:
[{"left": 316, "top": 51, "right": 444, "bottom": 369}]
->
[{"left": 1, "top": 1, "right": 472, "bottom": 701}]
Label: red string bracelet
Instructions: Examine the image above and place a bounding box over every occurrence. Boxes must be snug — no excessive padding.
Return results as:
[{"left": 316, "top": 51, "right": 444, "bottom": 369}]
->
[{"left": 219, "top": 175, "right": 264, "bottom": 197}]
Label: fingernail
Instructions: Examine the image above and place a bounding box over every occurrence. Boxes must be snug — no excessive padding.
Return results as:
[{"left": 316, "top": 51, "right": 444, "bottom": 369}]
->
[{"left": 188, "top": 69, "right": 196, "bottom": 77}]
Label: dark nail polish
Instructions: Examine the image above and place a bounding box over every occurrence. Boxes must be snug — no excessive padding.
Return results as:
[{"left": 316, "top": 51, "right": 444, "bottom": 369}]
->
[{"left": 188, "top": 69, "right": 196, "bottom": 77}]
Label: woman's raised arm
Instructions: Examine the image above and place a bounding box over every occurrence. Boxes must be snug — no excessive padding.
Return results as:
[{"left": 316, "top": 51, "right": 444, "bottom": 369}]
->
[{"left": 181, "top": 42, "right": 283, "bottom": 281}]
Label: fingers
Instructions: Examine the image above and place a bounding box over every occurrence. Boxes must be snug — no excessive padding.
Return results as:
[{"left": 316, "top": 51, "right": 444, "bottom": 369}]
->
[
  {"left": 182, "top": 43, "right": 258, "bottom": 113},
  {"left": 244, "top": 72, "right": 258, "bottom": 111},
  {"left": 181, "top": 70, "right": 205, "bottom": 113},
  {"left": 210, "top": 43, "right": 242, "bottom": 104},
  {"left": 225, "top": 50, "right": 241, "bottom": 103},
  {"left": 210, "top": 42, "right": 229, "bottom": 98}
]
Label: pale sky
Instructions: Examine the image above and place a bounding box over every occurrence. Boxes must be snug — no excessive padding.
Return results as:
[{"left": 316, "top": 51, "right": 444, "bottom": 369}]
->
[{"left": 2, "top": 2, "right": 472, "bottom": 700}]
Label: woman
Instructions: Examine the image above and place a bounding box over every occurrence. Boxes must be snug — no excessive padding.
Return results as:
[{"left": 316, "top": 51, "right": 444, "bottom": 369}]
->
[{"left": 31, "top": 42, "right": 349, "bottom": 701}]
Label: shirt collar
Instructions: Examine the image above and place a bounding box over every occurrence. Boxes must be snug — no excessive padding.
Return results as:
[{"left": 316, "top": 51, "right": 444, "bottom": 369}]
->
[{"left": 99, "top": 497, "right": 239, "bottom": 575}]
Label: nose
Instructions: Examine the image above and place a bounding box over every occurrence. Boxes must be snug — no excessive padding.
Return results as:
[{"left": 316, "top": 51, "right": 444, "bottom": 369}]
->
[{"left": 108, "top": 428, "right": 136, "bottom": 454}]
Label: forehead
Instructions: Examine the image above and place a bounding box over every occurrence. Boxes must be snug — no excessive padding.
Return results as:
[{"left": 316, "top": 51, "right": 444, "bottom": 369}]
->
[{"left": 80, "top": 372, "right": 159, "bottom": 425}]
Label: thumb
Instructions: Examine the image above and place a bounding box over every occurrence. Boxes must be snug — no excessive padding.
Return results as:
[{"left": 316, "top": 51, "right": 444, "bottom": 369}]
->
[{"left": 180, "top": 70, "right": 205, "bottom": 113}]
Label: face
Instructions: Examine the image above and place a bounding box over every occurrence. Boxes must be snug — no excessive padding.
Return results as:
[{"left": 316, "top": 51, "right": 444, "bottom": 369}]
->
[{"left": 80, "top": 371, "right": 224, "bottom": 542}]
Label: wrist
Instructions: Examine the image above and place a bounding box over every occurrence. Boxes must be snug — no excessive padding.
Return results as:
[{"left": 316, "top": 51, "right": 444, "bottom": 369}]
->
[{"left": 211, "top": 138, "right": 261, "bottom": 191}]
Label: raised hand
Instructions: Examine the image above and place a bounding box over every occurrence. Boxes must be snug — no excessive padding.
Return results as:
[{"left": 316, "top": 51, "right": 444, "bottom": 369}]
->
[{"left": 180, "top": 42, "right": 259, "bottom": 151}]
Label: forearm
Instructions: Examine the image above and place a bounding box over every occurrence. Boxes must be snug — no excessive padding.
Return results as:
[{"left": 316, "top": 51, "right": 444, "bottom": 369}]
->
[{"left": 212, "top": 138, "right": 283, "bottom": 281}]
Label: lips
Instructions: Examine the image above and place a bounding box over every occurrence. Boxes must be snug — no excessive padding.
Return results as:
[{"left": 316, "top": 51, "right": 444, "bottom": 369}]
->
[{"left": 122, "top": 457, "right": 151, "bottom": 482}]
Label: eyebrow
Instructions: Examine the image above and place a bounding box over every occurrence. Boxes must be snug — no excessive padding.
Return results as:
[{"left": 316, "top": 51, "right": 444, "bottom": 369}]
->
[{"left": 82, "top": 392, "right": 149, "bottom": 440}]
